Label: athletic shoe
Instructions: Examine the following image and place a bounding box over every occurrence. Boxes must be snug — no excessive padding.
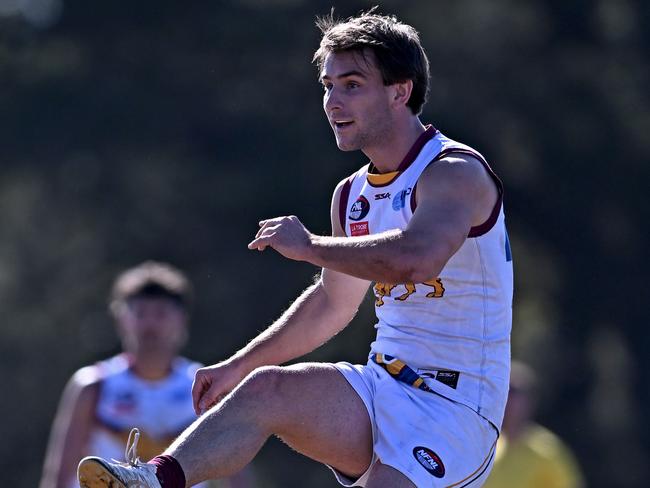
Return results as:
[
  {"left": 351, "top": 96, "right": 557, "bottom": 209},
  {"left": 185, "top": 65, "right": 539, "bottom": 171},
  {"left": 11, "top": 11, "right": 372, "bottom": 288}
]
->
[{"left": 77, "top": 428, "right": 162, "bottom": 488}]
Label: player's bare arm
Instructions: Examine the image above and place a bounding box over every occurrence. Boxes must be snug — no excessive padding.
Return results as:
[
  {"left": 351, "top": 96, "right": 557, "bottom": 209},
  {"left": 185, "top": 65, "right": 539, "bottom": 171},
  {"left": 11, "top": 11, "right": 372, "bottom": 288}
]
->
[
  {"left": 40, "top": 368, "right": 99, "bottom": 488},
  {"left": 192, "top": 181, "right": 370, "bottom": 414},
  {"left": 248, "top": 153, "right": 498, "bottom": 284}
]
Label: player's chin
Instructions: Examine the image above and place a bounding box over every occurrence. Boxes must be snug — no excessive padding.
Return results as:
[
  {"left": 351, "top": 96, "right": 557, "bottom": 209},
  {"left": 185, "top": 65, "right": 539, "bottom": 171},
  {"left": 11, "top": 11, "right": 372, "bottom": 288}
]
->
[{"left": 335, "top": 138, "right": 360, "bottom": 152}]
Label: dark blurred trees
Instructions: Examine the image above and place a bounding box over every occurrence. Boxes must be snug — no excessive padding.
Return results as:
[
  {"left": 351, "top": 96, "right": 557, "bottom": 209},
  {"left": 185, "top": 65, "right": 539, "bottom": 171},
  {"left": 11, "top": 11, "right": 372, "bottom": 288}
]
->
[{"left": 1, "top": 1, "right": 648, "bottom": 486}]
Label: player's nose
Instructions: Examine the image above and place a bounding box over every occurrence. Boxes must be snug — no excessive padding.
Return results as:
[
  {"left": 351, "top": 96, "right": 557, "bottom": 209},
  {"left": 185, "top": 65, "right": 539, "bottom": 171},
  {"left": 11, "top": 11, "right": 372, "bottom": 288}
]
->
[{"left": 324, "top": 87, "right": 343, "bottom": 113}]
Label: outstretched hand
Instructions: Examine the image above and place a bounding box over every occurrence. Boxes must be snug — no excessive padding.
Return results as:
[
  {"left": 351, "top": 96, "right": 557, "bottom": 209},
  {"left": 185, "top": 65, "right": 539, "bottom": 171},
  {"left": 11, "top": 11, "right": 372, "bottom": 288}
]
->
[
  {"left": 247, "top": 215, "right": 314, "bottom": 262},
  {"left": 191, "top": 361, "right": 247, "bottom": 415}
]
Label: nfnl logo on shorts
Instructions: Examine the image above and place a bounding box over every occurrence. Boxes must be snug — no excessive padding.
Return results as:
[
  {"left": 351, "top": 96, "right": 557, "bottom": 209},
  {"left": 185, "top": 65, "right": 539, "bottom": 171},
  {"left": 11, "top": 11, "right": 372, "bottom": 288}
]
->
[
  {"left": 350, "top": 221, "right": 369, "bottom": 236},
  {"left": 413, "top": 446, "right": 445, "bottom": 478},
  {"left": 349, "top": 195, "right": 370, "bottom": 221}
]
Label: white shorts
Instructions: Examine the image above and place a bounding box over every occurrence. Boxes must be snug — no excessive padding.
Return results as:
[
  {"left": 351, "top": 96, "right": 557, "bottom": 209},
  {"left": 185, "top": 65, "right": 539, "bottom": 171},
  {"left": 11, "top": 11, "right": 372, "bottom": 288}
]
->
[{"left": 330, "top": 360, "right": 498, "bottom": 487}]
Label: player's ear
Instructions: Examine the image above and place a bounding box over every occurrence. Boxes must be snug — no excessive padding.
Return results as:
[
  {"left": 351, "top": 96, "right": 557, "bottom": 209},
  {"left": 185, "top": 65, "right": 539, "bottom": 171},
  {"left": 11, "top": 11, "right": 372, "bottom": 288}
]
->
[{"left": 391, "top": 79, "right": 413, "bottom": 108}]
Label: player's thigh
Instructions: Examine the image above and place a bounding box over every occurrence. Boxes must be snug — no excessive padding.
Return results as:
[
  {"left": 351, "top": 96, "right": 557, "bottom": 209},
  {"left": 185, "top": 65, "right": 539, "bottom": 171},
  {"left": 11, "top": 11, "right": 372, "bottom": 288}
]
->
[
  {"left": 365, "top": 461, "right": 416, "bottom": 488},
  {"left": 249, "top": 362, "right": 373, "bottom": 477}
]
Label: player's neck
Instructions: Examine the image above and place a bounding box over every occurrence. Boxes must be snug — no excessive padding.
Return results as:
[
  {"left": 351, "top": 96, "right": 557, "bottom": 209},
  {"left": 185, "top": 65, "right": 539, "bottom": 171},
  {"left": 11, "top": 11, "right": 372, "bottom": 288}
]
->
[
  {"left": 129, "top": 354, "right": 174, "bottom": 381},
  {"left": 363, "top": 117, "right": 426, "bottom": 173}
]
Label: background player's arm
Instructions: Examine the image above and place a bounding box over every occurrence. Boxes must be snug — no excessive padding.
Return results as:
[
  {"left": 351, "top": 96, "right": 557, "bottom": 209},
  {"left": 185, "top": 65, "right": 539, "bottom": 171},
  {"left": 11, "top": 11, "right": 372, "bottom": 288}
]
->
[
  {"left": 193, "top": 179, "right": 370, "bottom": 413},
  {"left": 249, "top": 154, "right": 497, "bottom": 284},
  {"left": 40, "top": 368, "right": 99, "bottom": 488}
]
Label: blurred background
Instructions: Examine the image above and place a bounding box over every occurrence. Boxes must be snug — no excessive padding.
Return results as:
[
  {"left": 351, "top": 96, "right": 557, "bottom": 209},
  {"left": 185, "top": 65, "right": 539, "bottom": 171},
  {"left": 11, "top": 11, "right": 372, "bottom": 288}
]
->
[{"left": 1, "top": 0, "right": 648, "bottom": 486}]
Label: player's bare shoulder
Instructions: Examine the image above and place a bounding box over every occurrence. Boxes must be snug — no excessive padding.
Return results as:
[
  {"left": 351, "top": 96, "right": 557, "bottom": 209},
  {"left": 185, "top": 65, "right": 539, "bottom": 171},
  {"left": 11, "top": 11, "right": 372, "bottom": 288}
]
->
[
  {"left": 418, "top": 153, "right": 499, "bottom": 226},
  {"left": 65, "top": 364, "right": 103, "bottom": 397},
  {"left": 421, "top": 153, "right": 496, "bottom": 196}
]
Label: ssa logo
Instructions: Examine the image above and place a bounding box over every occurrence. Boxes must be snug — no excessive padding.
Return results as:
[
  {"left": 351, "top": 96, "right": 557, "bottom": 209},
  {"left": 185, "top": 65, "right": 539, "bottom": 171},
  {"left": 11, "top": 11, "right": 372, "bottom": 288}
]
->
[
  {"left": 349, "top": 195, "right": 370, "bottom": 221},
  {"left": 412, "top": 446, "right": 445, "bottom": 478}
]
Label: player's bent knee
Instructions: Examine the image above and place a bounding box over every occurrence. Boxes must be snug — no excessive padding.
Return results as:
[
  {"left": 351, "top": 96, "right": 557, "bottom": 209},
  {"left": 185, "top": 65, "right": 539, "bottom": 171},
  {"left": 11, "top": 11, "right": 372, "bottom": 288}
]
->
[
  {"left": 236, "top": 365, "right": 286, "bottom": 404},
  {"left": 234, "top": 366, "right": 314, "bottom": 429}
]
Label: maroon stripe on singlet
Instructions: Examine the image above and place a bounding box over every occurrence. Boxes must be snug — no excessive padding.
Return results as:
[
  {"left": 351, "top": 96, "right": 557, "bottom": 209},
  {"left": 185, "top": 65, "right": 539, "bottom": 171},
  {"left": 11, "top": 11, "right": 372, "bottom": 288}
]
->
[
  {"left": 411, "top": 148, "right": 504, "bottom": 237},
  {"left": 366, "top": 125, "right": 439, "bottom": 188},
  {"left": 338, "top": 176, "right": 354, "bottom": 236}
]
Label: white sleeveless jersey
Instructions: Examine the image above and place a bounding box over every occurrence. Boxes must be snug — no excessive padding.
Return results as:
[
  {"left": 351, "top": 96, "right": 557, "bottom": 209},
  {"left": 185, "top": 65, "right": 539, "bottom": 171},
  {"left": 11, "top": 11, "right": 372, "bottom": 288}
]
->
[
  {"left": 340, "top": 126, "right": 513, "bottom": 429},
  {"left": 87, "top": 354, "right": 201, "bottom": 463}
]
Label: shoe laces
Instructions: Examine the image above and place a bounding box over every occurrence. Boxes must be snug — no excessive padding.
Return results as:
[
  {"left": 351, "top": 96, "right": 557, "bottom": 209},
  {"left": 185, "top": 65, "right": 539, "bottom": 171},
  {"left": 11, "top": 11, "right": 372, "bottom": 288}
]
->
[
  {"left": 125, "top": 428, "right": 142, "bottom": 466},
  {"left": 111, "top": 427, "right": 143, "bottom": 467}
]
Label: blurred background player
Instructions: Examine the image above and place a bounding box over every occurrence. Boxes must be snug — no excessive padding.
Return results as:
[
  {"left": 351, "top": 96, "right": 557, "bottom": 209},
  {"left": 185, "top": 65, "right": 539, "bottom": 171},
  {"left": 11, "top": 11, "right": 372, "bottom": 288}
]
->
[
  {"left": 483, "top": 360, "right": 584, "bottom": 488},
  {"left": 40, "top": 261, "right": 255, "bottom": 488}
]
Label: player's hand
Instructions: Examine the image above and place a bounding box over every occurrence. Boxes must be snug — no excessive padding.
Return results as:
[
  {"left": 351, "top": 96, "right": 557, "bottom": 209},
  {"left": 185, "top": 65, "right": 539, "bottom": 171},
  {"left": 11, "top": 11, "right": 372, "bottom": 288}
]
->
[
  {"left": 191, "top": 360, "right": 247, "bottom": 415},
  {"left": 247, "top": 215, "right": 314, "bottom": 262}
]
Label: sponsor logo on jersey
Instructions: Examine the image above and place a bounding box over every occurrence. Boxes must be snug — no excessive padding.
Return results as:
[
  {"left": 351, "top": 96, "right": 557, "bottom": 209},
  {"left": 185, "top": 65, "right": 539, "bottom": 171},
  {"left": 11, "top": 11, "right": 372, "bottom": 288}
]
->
[
  {"left": 392, "top": 187, "right": 412, "bottom": 211},
  {"left": 350, "top": 221, "right": 369, "bottom": 236},
  {"left": 413, "top": 446, "right": 445, "bottom": 478},
  {"left": 374, "top": 192, "right": 391, "bottom": 200},
  {"left": 349, "top": 195, "right": 370, "bottom": 221},
  {"left": 109, "top": 391, "right": 137, "bottom": 414}
]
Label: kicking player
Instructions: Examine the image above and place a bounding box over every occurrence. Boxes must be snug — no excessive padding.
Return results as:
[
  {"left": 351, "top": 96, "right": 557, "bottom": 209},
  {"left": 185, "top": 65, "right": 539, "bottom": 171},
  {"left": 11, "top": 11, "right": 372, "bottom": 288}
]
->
[{"left": 78, "top": 10, "right": 512, "bottom": 488}]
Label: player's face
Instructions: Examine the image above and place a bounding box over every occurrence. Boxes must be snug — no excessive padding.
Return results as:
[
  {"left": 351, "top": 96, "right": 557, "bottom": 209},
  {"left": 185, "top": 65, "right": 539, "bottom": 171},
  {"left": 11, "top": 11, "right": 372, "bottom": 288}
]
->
[
  {"left": 320, "top": 49, "right": 394, "bottom": 153},
  {"left": 117, "top": 297, "right": 188, "bottom": 356}
]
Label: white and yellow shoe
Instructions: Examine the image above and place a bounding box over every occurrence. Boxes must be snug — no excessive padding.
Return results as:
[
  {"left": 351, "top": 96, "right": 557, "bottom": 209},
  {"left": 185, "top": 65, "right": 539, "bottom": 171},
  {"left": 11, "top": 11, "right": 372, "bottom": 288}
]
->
[{"left": 78, "top": 428, "right": 162, "bottom": 488}]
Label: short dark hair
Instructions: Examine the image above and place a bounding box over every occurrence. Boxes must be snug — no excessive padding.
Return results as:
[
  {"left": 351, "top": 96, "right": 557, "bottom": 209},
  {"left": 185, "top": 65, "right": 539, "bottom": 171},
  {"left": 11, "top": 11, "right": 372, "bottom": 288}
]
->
[
  {"left": 313, "top": 9, "right": 430, "bottom": 115},
  {"left": 111, "top": 261, "right": 192, "bottom": 310}
]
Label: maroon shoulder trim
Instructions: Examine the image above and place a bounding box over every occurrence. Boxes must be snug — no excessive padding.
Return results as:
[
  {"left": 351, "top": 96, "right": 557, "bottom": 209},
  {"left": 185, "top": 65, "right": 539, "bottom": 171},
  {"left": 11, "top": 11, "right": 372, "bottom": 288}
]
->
[
  {"left": 468, "top": 193, "right": 503, "bottom": 237},
  {"left": 412, "top": 149, "right": 504, "bottom": 237},
  {"left": 338, "top": 176, "right": 354, "bottom": 236}
]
